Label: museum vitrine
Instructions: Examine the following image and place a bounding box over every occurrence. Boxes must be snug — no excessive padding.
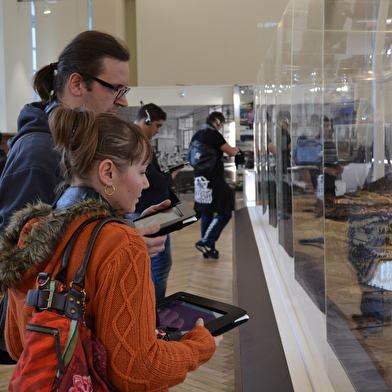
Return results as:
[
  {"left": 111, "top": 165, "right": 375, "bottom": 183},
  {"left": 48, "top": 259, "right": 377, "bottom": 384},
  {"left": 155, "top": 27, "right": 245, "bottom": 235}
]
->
[{"left": 254, "top": 0, "right": 392, "bottom": 390}]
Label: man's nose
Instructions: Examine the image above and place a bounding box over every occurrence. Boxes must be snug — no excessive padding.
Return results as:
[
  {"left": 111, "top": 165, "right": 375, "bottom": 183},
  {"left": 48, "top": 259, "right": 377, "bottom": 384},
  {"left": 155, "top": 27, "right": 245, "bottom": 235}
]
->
[{"left": 115, "top": 94, "right": 128, "bottom": 107}]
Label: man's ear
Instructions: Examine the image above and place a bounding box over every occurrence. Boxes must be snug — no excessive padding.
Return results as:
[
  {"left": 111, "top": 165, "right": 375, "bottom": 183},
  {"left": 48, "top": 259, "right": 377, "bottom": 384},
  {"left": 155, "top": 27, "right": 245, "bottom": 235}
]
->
[
  {"left": 68, "top": 73, "right": 84, "bottom": 97},
  {"left": 98, "top": 159, "right": 114, "bottom": 185}
]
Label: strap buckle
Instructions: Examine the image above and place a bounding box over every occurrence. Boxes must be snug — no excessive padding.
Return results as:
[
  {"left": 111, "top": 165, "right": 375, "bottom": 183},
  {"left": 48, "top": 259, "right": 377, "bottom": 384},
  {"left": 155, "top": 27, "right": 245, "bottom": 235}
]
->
[
  {"left": 40, "top": 289, "right": 54, "bottom": 310},
  {"left": 36, "top": 272, "right": 54, "bottom": 310}
]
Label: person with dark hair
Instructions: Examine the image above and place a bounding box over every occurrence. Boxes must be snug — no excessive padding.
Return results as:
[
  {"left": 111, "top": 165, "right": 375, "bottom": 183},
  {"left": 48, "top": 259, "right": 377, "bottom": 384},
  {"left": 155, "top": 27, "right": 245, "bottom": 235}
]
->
[
  {"left": 134, "top": 102, "right": 167, "bottom": 132},
  {"left": 0, "top": 30, "right": 129, "bottom": 231},
  {"left": 191, "top": 111, "right": 240, "bottom": 259},
  {"left": 0, "top": 30, "right": 165, "bottom": 246},
  {"left": 0, "top": 30, "right": 166, "bottom": 363},
  {"left": 0, "top": 107, "right": 221, "bottom": 391},
  {"left": 128, "top": 103, "right": 182, "bottom": 301}
]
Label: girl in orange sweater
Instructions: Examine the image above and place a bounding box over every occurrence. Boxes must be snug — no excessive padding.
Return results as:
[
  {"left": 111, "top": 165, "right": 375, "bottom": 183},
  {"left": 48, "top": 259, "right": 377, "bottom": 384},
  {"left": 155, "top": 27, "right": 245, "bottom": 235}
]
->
[{"left": 0, "top": 107, "right": 221, "bottom": 391}]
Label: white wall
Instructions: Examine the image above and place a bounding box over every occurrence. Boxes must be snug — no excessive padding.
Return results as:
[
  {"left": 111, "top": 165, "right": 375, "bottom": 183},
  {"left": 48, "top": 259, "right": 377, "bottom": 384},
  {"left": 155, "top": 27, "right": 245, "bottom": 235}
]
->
[
  {"left": 0, "top": 0, "right": 34, "bottom": 135},
  {"left": 126, "top": 85, "right": 235, "bottom": 107},
  {"left": 135, "top": 0, "right": 289, "bottom": 86},
  {"left": 0, "top": 0, "right": 290, "bottom": 134},
  {"left": 0, "top": 0, "right": 127, "bottom": 134},
  {"left": 34, "top": 0, "right": 90, "bottom": 71}
]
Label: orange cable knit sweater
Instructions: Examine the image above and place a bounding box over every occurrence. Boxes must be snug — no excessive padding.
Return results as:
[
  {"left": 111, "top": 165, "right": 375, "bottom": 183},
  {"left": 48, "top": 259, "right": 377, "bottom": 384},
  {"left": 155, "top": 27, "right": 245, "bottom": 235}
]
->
[{"left": 6, "top": 216, "right": 216, "bottom": 392}]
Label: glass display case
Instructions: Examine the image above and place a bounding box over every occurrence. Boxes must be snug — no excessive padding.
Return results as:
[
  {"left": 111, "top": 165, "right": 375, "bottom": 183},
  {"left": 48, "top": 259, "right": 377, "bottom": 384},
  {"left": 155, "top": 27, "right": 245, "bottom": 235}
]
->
[{"left": 253, "top": 0, "right": 392, "bottom": 390}]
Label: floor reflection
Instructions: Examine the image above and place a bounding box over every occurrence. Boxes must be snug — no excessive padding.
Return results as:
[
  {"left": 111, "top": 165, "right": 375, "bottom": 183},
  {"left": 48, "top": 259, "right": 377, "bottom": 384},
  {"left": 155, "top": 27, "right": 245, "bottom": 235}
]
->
[{"left": 293, "top": 197, "right": 325, "bottom": 312}]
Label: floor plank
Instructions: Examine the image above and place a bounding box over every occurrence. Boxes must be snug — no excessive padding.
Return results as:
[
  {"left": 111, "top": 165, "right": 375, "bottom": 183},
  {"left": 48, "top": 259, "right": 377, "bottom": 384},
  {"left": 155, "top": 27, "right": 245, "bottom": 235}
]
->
[{"left": 168, "top": 217, "right": 234, "bottom": 392}]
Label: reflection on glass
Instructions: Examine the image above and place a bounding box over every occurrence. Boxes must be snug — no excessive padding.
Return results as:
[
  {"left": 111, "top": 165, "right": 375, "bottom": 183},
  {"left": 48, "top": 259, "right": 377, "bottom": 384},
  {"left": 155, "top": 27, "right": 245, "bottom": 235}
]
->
[
  {"left": 253, "top": 0, "right": 392, "bottom": 390},
  {"left": 368, "top": 260, "right": 392, "bottom": 291}
]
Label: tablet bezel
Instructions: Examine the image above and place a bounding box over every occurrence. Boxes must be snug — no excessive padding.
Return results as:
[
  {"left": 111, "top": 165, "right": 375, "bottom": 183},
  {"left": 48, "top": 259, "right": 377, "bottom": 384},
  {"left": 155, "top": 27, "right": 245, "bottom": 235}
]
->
[
  {"left": 133, "top": 202, "right": 197, "bottom": 237},
  {"left": 164, "top": 160, "right": 189, "bottom": 174},
  {"left": 156, "top": 291, "right": 249, "bottom": 337}
]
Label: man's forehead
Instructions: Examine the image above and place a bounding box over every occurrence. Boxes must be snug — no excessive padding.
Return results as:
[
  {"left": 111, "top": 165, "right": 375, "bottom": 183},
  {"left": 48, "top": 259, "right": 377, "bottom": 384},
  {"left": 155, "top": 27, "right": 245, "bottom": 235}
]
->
[{"left": 99, "top": 58, "right": 129, "bottom": 78}]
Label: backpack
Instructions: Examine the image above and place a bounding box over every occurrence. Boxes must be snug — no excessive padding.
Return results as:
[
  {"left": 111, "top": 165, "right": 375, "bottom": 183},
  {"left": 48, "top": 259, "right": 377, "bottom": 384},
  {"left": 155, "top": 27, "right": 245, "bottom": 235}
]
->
[
  {"left": 9, "top": 215, "right": 124, "bottom": 392},
  {"left": 293, "top": 138, "right": 323, "bottom": 165},
  {"left": 186, "top": 139, "right": 217, "bottom": 173}
]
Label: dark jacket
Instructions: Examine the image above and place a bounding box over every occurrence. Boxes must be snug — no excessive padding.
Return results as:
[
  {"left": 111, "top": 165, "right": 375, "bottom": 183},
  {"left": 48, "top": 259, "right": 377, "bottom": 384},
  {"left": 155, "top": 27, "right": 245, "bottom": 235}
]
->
[
  {"left": 191, "top": 123, "right": 225, "bottom": 179},
  {"left": 0, "top": 149, "right": 6, "bottom": 177},
  {"left": 191, "top": 123, "right": 234, "bottom": 216},
  {"left": 0, "top": 102, "right": 61, "bottom": 232},
  {"left": 135, "top": 152, "right": 173, "bottom": 213}
]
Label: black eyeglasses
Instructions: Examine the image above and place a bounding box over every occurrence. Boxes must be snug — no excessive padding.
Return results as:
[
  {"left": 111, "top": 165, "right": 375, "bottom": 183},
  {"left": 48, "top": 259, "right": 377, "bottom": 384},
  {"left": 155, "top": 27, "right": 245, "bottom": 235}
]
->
[{"left": 88, "top": 75, "right": 131, "bottom": 99}]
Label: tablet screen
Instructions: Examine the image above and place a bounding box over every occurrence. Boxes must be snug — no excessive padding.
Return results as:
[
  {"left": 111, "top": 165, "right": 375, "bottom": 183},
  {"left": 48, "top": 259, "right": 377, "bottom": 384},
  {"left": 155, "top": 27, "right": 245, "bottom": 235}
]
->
[
  {"left": 157, "top": 299, "right": 225, "bottom": 334},
  {"left": 134, "top": 208, "right": 182, "bottom": 227}
]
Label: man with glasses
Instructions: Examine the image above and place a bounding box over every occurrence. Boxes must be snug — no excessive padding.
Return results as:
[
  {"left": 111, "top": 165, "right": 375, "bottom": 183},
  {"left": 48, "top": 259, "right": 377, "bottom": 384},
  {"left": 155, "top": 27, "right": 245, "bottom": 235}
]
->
[
  {"left": 0, "top": 31, "right": 135, "bottom": 232},
  {"left": 0, "top": 30, "right": 168, "bottom": 243},
  {"left": 80, "top": 74, "right": 131, "bottom": 111},
  {"left": 0, "top": 30, "right": 167, "bottom": 363}
]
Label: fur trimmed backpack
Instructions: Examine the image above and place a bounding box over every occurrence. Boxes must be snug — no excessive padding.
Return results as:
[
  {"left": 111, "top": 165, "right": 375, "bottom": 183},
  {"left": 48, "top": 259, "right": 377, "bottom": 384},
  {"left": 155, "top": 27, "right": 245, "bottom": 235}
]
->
[{"left": 9, "top": 216, "right": 124, "bottom": 392}]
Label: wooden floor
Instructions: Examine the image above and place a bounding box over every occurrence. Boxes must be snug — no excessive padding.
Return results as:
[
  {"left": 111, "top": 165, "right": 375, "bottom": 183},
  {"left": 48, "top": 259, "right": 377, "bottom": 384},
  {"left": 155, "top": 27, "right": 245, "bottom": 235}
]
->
[
  {"left": 168, "top": 217, "right": 234, "bottom": 392},
  {"left": 0, "top": 215, "right": 234, "bottom": 392}
]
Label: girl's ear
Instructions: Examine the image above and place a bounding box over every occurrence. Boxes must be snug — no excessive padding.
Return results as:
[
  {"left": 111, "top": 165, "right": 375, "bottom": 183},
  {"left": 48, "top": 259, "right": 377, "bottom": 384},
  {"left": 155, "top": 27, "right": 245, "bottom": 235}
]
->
[{"left": 98, "top": 159, "right": 114, "bottom": 185}]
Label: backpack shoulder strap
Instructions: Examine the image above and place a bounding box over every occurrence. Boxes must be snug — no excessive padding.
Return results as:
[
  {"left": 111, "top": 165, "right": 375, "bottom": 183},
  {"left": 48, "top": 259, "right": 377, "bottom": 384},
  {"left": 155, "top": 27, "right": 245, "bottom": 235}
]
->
[
  {"left": 27, "top": 216, "right": 125, "bottom": 320},
  {"left": 54, "top": 215, "right": 107, "bottom": 284},
  {"left": 72, "top": 217, "right": 125, "bottom": 288}
]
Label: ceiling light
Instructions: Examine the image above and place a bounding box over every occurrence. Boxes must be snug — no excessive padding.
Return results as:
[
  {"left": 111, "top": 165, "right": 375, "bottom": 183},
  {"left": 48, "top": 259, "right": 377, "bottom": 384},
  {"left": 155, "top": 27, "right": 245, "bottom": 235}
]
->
[{"left": 43, "top": 4, "right": 51, "bottom": 14}]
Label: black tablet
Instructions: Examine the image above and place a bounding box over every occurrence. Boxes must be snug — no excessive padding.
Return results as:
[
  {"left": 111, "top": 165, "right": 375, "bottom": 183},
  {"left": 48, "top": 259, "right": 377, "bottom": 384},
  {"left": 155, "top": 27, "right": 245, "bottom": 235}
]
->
[
  {"left": 164, "top": 161, "right": 189, "bottom": 174},
  {"left": 133, "top": 201, "right": 198, "bottom": 237},
  {"left": 156, "top": 292, "right": 249, "bottom": 340}
]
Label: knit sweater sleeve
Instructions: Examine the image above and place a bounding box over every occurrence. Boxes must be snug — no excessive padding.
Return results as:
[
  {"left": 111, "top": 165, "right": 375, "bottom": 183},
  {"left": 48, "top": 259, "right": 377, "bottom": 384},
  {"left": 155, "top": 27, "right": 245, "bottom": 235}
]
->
[{"left": 86, "top": 225, "right": 216, "bottom": 392}]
